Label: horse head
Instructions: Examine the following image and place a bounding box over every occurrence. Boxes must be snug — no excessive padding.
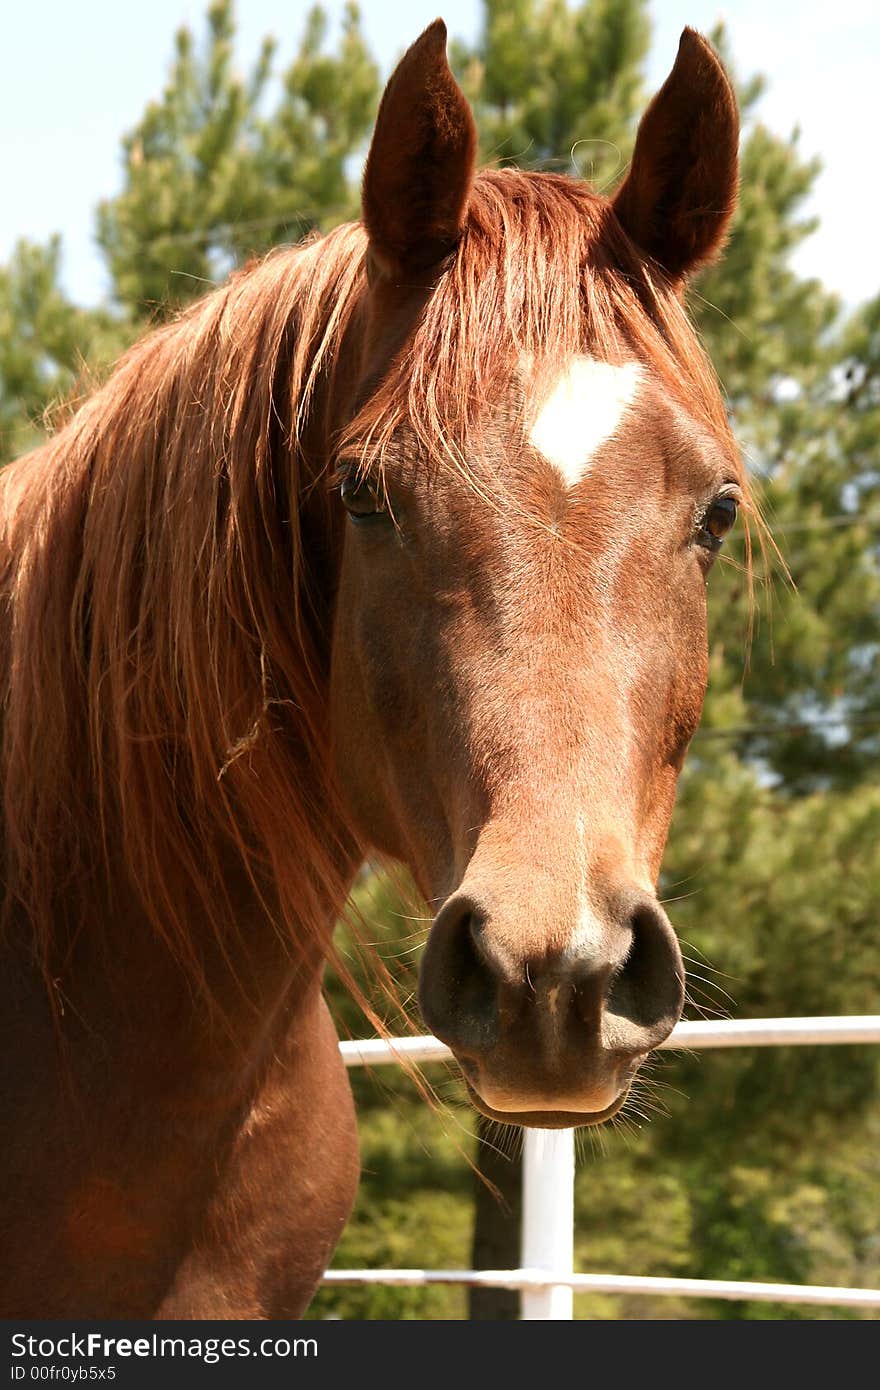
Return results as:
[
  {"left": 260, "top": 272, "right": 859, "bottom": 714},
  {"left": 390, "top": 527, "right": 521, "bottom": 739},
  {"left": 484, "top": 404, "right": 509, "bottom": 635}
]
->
[{"left": 330, "top": 22, "right": 743, "bottom": 1127}]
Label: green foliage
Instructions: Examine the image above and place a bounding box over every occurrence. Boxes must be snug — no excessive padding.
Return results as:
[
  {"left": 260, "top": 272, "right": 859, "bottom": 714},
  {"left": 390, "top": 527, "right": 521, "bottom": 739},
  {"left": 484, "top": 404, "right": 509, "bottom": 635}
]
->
[
  {"left": 0, "top": 237, "right": 122, "bottom": 462},
  {"left": 2, "top": 0, "right": 877, "bottom": 1320},
  {"left": 696, "top": 288, "right": 880, "bottom": 792},
  {"left": 692, "top": 29, "right": 836, "bottom": 409},
  {"left": 96, "top": 0, "right": 378, "bottom": 317},
  {"left": 309, "top": 1091, "right": 476, "bottom": 1320},
  {"left": 452, "top": 0, "right": 650, "bottom": 186}
]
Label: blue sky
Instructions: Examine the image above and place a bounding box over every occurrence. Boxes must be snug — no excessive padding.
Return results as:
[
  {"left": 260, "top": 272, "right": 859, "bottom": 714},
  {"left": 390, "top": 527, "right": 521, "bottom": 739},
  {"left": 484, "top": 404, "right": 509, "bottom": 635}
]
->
[{"left": 2, "top": 1, "right": 877, "bottom": 307}]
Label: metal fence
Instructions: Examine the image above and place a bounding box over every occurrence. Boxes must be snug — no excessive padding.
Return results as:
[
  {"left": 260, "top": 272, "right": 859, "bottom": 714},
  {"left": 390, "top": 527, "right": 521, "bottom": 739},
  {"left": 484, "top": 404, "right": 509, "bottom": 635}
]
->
[{"left": 325, "top": 1016, "right": 880, "bottom": 1319}]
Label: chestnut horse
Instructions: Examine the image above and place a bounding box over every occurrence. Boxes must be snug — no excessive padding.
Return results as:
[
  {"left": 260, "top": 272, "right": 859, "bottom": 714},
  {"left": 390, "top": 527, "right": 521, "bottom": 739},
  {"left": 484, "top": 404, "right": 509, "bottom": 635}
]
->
[{"left": 0, "top": 22, "right": 745, "bottom": 1316}]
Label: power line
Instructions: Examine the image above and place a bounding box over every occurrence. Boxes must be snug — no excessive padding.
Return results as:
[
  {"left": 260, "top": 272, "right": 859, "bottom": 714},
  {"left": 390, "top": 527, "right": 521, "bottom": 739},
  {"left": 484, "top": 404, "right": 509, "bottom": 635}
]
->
[
  {"left": 117, "top": 208, "right": 322, "bottom": 249},
  {"left": 766, "top": 513, "right": 880, "bottom": 535},
  {"left": 694, "top": 710, "right": 880, "bottom": 741}
]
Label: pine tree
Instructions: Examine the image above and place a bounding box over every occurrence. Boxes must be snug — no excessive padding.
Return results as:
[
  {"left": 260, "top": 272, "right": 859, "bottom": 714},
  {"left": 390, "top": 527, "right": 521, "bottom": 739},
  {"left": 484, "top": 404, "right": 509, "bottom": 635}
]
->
[
  {"left": 97, "top": 0, "right": 378, "bottom": 317},
  {"left": 452, "top": 0, "right": 650, "bottom": 187},
  {"left": 0, "top": 237, "right": 121, "bottom": 463}
]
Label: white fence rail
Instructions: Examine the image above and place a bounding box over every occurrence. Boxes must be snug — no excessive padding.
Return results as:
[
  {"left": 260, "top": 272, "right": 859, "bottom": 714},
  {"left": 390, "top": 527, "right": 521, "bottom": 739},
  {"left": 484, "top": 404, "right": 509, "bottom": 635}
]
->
[
  {"left": 328, "top": 1016, "right": 880, "bottom": 1318},
  {"left": 338, "top": 1015, "right": 880, "bottom": 1068}
]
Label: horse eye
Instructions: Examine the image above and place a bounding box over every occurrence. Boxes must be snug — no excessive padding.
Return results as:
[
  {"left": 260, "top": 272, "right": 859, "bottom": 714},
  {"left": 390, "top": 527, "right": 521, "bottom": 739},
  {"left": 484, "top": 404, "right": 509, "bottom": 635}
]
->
[
  {"left": 340, "top": 473, "right": 384, "bottom": 519},
  {"left": 698, "top": 495, "right": 738, "bottom": 551}
]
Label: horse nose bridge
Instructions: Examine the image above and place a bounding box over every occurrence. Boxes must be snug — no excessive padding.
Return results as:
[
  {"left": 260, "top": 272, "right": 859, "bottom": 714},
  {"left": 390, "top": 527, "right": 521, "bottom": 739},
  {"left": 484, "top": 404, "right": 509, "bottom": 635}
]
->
[
  {"left": 482, "top": 705, "right": 634, "bottom": 808},
  {"left": 464, "top": 805, "right": 592, "bottom": 895},
  {"left": 456, "top": 814, "right": 643, "bottom": 960},
  {"left": 450, "top": 643, "right": 633, "bottom": 807}
]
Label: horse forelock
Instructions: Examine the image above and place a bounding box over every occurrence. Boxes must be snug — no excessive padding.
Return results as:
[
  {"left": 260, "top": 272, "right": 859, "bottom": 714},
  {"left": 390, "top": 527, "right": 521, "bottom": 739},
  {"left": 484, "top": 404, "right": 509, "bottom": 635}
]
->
[{"left": 341, "top": 169, "right": 744, "bottom": 488}]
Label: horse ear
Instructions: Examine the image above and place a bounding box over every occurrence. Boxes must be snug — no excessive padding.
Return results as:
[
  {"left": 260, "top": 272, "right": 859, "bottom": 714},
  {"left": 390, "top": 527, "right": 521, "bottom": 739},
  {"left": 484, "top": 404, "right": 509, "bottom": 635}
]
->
[
  {"left": 612, "top": 29, "right": 739, "bottom": 281},
  {"left": 362, "top": 19, "right": 477, "bottom": 280}
]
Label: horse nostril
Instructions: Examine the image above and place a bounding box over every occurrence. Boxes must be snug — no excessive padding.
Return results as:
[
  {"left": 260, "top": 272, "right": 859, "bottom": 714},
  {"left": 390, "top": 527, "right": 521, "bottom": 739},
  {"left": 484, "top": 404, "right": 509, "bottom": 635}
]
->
[
  {"left": 418, "top": 896, "right": 501, "bottom": 1054},
  {"left": 605, "top": 895, "right": 685, "bottom": 1043},
  {"left": 419, "top": 884, "right": 684, "bottom": 1078}
]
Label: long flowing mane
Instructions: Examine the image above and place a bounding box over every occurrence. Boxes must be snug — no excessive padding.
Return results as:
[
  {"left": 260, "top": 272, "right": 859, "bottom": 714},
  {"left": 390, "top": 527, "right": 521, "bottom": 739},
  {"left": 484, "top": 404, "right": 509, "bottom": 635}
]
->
[
  {"left": 1, "top": 223, "right": 369, "bottom": 996},
  {"left": 0, "top": 168, "right": 750, "bottom": 1000}
]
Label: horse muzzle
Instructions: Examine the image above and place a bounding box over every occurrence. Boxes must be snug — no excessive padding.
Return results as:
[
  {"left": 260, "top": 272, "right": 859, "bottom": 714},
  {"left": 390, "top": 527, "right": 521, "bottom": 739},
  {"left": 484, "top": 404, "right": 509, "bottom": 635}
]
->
[{"left": 418, "top": 883, "right": 684, "bottom": 1128}]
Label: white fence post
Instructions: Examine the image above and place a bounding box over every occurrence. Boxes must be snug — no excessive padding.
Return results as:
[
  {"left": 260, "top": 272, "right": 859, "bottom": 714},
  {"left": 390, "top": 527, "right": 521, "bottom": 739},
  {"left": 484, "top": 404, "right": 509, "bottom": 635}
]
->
[{"left": 520, "top": 1127, "right": 575, "bottom": 1319}]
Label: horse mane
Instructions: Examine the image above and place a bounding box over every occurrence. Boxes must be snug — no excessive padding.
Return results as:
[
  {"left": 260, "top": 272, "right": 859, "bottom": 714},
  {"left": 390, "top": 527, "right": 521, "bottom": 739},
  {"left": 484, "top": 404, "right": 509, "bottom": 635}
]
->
[
  {"left": 0, "top": 168, "right": 748, "bottom": 1001},
  {"left": 0, "top": 222, "right": 369, "bottom": 996}
]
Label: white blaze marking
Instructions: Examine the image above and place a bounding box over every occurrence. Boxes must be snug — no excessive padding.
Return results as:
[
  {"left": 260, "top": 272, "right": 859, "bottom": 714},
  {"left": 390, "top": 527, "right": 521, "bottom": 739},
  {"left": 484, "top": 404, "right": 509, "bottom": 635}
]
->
[{"left": 528, "top": 357, "right": 642, "bottom": 487}]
